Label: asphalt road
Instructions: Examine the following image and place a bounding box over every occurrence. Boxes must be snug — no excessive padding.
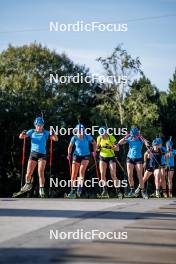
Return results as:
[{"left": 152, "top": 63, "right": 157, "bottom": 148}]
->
[{"left": 0, "top": 198, "right": 176, "bottom": 264}]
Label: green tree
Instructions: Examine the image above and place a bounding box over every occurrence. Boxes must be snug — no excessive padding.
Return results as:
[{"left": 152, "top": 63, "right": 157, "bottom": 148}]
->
[
  {"left": 168, "top": 68, "right": 176, "bottom": 97},
  {"left": 96, "top": 44, "right": 142, "bottom": 126},
  {"left": 158, "top": 68, "right": 176, "bottom": 137},
  {"left": 125, "top": 75, "right": 160, "bottom": 139},
  {"left": 0, "top": 43, "right": 97, "bottom": 196}
]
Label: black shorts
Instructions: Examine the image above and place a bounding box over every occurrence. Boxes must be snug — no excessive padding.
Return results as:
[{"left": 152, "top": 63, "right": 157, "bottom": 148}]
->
[
  {"left": 99, "top": 156, "right": 116, "bottom": 164},
  {"left": 73, "top": 155, "right": 90, "bottom": 163},
  {"left": 146, "top": 167, "right": 154, "bottom": 172},
  {"left": 29, "top": 151, "right": 47, "bottom": 162},
  {"left": 127, "top": 157, "right": 143, "bottom": 165},
  {"left": 146, "top": 166, "right": 160, "bottom": 172},
  {"left": 166, "top": 166, "right": 175, "bottom": 171}
]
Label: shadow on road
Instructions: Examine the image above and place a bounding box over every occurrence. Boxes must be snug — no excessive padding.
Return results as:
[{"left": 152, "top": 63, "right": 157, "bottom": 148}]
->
[{"left": 0, "top": 208, "right": 176, "bottom": 219}]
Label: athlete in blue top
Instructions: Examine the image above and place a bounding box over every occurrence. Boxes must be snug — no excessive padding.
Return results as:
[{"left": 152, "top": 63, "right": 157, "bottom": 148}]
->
[
  {"left": 156, "top": 138, "right": 167, "bottom": 198},
  {"left": 70, "top": 133, "right": 93, "bottom": 156},
  {"left": 135, "top": 138, "right": 163, "bottom": 198},
  {"left": 67, "top": 124, "right": 96, "bottom": 198},
  {"left": 125, "top": 136, "right": 143, "bottom": 159},
  {"left": 19, "top": 117, "right": 58, "bottom": 197},
  {"left": 165, "top": 138, "right": 176, "bottom": 197},
  {"left": 26, "top": 129, "right": 50, "bottom": 154},
  {"left": 118, "top": 127, "right": 149, "bottom": 199}
]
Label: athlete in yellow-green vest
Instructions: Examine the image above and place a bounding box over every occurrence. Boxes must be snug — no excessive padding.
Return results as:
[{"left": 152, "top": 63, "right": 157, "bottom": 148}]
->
[{"left": 97, "top": 127, "right": 123, "bottom": 198}]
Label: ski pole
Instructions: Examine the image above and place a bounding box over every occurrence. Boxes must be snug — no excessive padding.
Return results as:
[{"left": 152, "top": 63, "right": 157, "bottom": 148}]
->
[
  {"left": 166, "top": 136, "right": 172, "bottom": 172},
  {"left": 92, "top": 152, "right": 100, "bottom": 180},
  {"left": 21, "top": 136, "right": 26, "bottom": 188},
  {"left": 49, "top": 137, "right": 53, "bottom": 178},
  {"left": 87, "top": 163, "right": 96, "bottom": 172},
  {"left": 115, "top": 157, "right": 126, "bottom": 175},
  {"left": 68, "top": 156, "right": 72, "bottom": 177}
]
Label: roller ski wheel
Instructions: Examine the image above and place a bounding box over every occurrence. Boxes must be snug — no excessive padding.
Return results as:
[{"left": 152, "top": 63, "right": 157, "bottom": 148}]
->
[
  {"left": 97, "top": 193, "right": 103, "bottom": 199},
  {"left": 123, "top": 192, "right": 129, "bottom": 198},
  {"left": 149, "top": 192, "right": 156, "bottom": 198},
  {"left": 127, "top": 190, "right": 135, "bottom": 198},
  {"left": 97, "top": 193, "right": 101, "bottom": 199}
]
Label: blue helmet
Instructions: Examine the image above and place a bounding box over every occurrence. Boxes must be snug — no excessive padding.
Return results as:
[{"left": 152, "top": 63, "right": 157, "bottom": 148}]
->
[
  {"left": 166, "top": 137, "right": 173, "bottom": 148},
  {"left": 75, "top": 124, "right": 85, "bottom": 132},
  {"left": 130, "top": 127, "right": 139, "bottom": 137},
  {"left": 34, "top": 117, "right": 44, "bottom": 126},
  {"left": 99, "top": 126, "right": 107, "bottom": 135},
  {"left": 155, "top": 137, "right": 163, "bottom": 145},
  {"left": 152, "top": 139, "right": 160, "bottom": 146}
]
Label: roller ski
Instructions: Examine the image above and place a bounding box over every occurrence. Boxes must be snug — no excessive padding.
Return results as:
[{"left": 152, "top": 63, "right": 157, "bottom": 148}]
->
[
  {"left": 134, "top": 185, "right": 141, "bottom": 198},
  {"left": 134, "top": 185, "right": 149, "bottom": 199},
  {"left": 149, "top": 192, "right": 157, "bottom": 198},
  {"left": 97, "top": 189, "right": 109, "bottom": 199},
  {"left": 150, "top": 190, "right": 165, "bottom": 198},
  {"left": 64, "top": 188, "right": 77, "bottom": 199},
  {"left": 12, "top": 182, "right": 33, "bottom": 198},
  {"left": 141, "top": 191, "right": 149, "bottom": 199},
  {"left": 127, "top": 188, "right": 135, "bottom": 198},
  {"left": 116, "top": 189, "right": 123, "bottom": 199}
]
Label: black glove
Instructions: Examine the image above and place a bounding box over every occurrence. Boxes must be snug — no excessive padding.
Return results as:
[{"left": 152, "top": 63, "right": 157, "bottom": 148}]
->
[{"left": 104, "top": 144, "right": 112, "bottom": 149}]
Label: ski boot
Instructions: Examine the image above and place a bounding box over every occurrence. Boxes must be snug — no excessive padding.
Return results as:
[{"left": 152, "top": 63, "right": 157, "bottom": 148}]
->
[
  {"left": 168, "top": 191, "right": 173, "bottom": 198},
  {"left": 141, "top": 191, "right": 149, "bottom": 199},
  {"left": 163, "top": 192, "right": 168, "bottom": 198},
  {"left": 66, "top": 189, "right": 77, "bottom": 199},
  {"left": 116, "top": 189, "right": 123, "bottom": 199},
  {"left": 39, "top": 187, "right": 47, "bottom": 198},
  {"left": 12, "top": 182, "right": 33, "bottom": 198},
  {"left": 156, "top": 190, "right": 161, "bottom": 198},
  {"left": 127, "top": 189, "right": 135, "bottom": 198},
  {"left": 77, "top": 187, "right": 83, "bottom": 198}
]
